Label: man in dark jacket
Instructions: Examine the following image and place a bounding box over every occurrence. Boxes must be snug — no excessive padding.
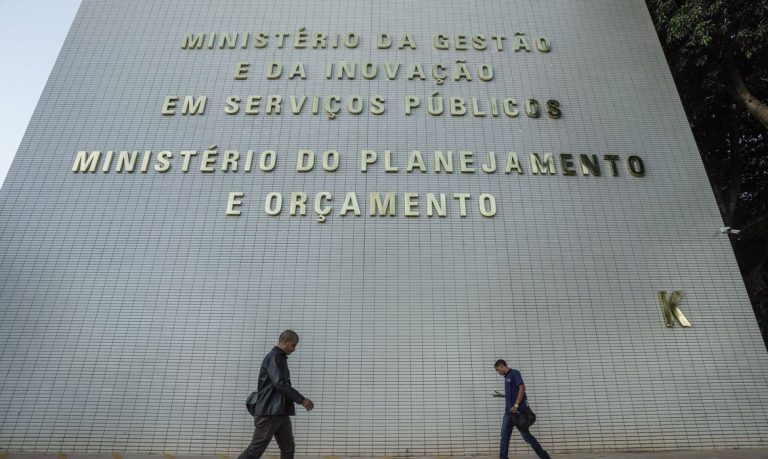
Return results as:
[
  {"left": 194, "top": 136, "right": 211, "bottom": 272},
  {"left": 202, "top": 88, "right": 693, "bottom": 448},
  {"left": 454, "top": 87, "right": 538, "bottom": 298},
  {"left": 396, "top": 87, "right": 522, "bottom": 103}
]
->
[
  {"left": 495, "top": 359, "right": 551, "bottom": 459},
  {"left": 238, "top": 330, "right": 314, "bottom": 459}
]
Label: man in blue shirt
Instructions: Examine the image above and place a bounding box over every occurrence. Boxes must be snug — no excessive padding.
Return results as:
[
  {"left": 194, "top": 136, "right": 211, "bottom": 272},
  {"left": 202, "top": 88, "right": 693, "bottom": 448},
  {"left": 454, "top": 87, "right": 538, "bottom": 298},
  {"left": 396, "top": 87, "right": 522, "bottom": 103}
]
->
[{"left": 495, "top": 359, "right": 552, "bottom": 459}]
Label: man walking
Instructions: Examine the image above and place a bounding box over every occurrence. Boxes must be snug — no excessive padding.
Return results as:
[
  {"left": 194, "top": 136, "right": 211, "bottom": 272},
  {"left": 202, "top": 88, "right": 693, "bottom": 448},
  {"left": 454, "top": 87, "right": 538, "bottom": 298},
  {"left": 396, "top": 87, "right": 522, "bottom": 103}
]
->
[
  {"left": 239, "top": 330, "right": 314, "bottom": 459},
  {"left": 494, "top": 359, "right": 552, "bottom": 459}
]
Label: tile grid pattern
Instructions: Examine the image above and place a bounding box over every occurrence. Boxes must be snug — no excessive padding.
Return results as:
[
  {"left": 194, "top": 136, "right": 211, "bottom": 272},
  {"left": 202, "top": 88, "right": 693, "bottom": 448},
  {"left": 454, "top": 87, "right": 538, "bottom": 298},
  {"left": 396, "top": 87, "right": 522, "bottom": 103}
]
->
[{"left": 1, "top": 0, "right": 767, "bottom": 455}]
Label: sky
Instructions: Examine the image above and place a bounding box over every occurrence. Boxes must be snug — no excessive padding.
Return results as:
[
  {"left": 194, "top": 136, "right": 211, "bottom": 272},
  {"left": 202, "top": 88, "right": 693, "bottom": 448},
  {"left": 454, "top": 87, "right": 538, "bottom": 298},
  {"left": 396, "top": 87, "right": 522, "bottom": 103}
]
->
[{"left": 0, "top": 0, "right": 81, "bottom": 187}]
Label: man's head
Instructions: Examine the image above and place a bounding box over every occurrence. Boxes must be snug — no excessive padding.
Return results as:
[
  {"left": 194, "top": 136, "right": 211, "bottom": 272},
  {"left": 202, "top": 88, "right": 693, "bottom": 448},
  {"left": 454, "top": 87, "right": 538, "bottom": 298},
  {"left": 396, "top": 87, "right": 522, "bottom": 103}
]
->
[
  {"left": 494, "top": 359, "right": 509, "bottom": 376},
  {"left": 278, "top": 329, "right": 300, "bottom": 354}
]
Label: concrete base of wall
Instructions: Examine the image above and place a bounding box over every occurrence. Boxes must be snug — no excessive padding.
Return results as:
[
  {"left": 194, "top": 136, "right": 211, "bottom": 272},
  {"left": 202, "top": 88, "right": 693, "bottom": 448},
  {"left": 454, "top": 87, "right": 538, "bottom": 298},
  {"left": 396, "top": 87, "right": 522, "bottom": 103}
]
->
[{"left": 3, "top": 450, "right": 768, "bottom": 459}]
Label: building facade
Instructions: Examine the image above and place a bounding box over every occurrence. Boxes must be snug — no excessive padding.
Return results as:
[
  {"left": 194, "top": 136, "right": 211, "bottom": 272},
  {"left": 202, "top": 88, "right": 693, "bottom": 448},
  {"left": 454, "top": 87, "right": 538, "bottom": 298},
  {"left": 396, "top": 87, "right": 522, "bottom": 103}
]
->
[{"left": 1, "top": 0, "right": 767, "bottom": 455}]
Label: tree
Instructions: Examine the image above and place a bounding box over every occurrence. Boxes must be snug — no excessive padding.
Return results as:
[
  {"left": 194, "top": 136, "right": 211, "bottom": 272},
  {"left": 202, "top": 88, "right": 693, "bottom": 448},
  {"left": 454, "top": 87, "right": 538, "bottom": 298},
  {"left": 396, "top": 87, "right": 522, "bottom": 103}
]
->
[{"left": 646, "top": 0, "right": 768, "bottom": 347}]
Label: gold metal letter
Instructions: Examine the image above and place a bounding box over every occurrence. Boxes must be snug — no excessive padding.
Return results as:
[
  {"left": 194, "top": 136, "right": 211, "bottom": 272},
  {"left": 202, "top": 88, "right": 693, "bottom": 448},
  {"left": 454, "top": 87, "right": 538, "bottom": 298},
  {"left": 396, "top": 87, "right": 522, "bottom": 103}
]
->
[{"left": 657, "top": 290, "right": 691, "bottom": 328}]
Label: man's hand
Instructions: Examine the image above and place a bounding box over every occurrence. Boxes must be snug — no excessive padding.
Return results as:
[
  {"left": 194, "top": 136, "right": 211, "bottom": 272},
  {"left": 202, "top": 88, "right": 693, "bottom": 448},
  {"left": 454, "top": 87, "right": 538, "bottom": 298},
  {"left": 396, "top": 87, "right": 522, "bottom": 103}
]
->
[
  {"left": 510, "top": 404, "right": 519, "bottom": 414},
  {"left": 302, "top": 398, "right": 315, "bottom": 411}
]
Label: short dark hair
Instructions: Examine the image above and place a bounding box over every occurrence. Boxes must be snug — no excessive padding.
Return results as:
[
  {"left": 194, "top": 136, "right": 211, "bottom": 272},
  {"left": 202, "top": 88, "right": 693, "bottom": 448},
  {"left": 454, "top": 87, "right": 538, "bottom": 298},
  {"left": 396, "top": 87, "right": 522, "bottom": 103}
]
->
[
  {"left": 279, "top": 329, "right": 299, "bottom": 343},
  {"left": 494, "top": 359, "right": 507, "bottom": 368}
]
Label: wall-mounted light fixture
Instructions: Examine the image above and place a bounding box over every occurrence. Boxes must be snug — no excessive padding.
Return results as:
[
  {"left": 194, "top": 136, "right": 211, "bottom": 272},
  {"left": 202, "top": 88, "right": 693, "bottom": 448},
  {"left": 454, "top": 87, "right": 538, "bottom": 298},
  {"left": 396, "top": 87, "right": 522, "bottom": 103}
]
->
[{"left": 720, "top": 226, "right": 741, "bottom": 235}]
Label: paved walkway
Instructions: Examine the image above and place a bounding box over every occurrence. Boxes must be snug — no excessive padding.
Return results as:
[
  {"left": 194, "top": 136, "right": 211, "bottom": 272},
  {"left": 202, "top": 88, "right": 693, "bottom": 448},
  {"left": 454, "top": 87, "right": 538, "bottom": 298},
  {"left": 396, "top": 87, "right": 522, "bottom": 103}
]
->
[{"left": 4, "top": 451, "right": 768, "bottom": 459}]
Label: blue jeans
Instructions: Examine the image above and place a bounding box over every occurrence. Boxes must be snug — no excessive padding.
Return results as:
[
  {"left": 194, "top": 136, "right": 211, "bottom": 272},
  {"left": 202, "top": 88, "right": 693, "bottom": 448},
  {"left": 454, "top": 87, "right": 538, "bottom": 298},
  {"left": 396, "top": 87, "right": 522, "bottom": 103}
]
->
[{"left": 500, "top": 413, "right": 551, "bottom": 459}]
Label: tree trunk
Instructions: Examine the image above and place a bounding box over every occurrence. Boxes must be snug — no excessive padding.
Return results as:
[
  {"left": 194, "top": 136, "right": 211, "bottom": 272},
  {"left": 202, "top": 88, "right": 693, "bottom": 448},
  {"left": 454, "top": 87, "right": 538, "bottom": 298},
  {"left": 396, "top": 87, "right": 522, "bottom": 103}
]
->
[
  {"left": 711, "top": 119, "right": 743, "bottom": 224},
  {"left": 726, "top": 63, "right": 768, "bottom": 131}
]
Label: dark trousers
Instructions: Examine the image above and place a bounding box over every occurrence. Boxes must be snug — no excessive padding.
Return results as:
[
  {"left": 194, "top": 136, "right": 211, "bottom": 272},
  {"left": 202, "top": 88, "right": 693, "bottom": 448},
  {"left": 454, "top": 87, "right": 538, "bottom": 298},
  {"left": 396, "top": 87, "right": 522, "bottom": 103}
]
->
[
  {"left": 500, "top": 413, "right": 551, "bottom": 459},
  {"left": 237, "top": 415, "right": 295, "bottom": 459}
]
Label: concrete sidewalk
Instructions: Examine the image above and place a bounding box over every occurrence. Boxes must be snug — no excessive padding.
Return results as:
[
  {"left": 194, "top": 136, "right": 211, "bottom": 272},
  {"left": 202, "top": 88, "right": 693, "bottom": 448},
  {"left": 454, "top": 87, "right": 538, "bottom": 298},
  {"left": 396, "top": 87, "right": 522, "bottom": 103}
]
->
[{"left": 4, "top": 451, "right": 768, "bottom": 459}]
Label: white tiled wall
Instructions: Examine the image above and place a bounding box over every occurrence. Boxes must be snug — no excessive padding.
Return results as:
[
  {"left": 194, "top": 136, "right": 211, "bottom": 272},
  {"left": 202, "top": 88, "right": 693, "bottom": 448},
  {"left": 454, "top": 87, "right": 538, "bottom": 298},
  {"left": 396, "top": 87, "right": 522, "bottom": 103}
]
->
[{"left": 1, "top": 0, "right": 767, "bottom": 455}]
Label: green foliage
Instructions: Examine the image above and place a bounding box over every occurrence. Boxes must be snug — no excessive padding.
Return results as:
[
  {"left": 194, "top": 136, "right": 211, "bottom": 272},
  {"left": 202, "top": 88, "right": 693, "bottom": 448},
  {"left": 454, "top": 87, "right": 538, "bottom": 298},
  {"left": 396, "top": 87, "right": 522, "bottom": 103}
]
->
[
  {"left": 651, "top": 0, "right": 768, "bottom": 57},
  {"left": 649, "top": 0, "right": 768, "bottom": 92}
]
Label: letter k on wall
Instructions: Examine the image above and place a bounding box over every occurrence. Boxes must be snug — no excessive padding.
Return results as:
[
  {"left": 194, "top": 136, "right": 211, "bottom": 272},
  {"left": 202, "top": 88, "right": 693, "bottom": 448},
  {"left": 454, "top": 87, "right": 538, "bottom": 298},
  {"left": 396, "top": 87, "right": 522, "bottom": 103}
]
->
[{"left": 658, "top": 290, "right": 691, "bottom": 328}]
